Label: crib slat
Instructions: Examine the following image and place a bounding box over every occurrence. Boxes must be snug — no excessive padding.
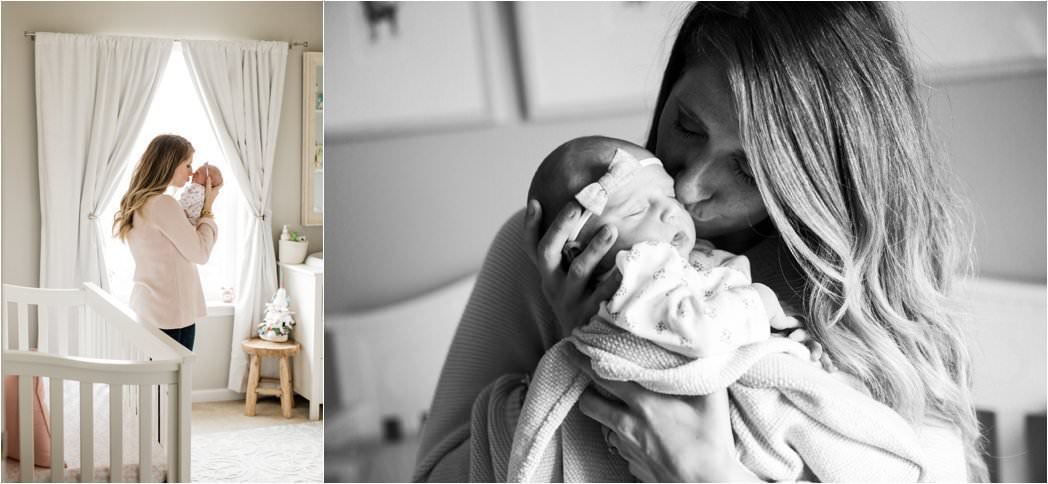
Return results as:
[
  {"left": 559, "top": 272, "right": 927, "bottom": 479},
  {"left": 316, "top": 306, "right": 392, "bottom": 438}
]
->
[
  {"left": 19, "top": 375, "right": 34, "bottom": 481},
  {"left": 81, "top": 382, "right": 94, "bottom": 483},
  {"left": 177, "top": 360, "right": 192, "bottom": 482},
  {"left": 110, "top": 384, "right": 124, "bottom": 483},
  {"left": 51, "top": 378, "right": 64, "bottom": 481},
  {"left": 166, "top": 384, "right": 177, "bottom": 483},
  {"left": 18, "top": 302, "right": 28, "bottom": 350},
  {"left": 139, "top": 385, "right": 153, "bottom": 482},
  {"left": 58, "top": 307, "right": 69, "bottom": 356},
  {"left": 39, "top": 305, "right": 50, "bottom": 353}
]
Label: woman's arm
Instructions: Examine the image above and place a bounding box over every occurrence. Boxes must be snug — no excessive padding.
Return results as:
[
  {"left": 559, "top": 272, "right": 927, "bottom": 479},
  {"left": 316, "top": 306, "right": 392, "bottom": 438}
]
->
[
  {"left": 144, "top": 194, "right": 217, "bottom": 264},
  {"left": 414, "top": 210, "right": 558, "bottom": 481}
]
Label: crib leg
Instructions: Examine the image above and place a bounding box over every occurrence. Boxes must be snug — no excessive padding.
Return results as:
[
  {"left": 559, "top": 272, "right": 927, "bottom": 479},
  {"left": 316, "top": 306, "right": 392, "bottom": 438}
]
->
[{"left": 245, "top": 355, "right": 260, "bottom": 416}]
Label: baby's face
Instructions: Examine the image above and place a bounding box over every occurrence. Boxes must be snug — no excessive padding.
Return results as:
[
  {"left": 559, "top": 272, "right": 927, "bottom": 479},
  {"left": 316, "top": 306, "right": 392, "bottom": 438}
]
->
[{"left": 587, "top": 162, "right": 696, "bottom": 260}]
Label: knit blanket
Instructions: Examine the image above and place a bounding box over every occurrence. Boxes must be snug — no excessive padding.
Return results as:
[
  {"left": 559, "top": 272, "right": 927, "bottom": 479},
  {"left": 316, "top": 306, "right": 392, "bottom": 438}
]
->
[
  {"left": 413, "top": 213, "right": 953, "bottom": 483},
  {"left": 504, "top": 321, "right": 929, "bottom": 482}
]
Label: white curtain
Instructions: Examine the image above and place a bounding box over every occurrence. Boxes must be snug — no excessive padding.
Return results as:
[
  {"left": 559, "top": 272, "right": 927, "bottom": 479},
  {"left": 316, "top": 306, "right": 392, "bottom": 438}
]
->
[
  {"left": 181, "top": 39, "right": 287, "bottom": 392},
  {"left": 35, "top": 33, "right": 173, "bottom": 292},
  {"left": 35, "top": 33, "right": 171, "bottom": 353}
]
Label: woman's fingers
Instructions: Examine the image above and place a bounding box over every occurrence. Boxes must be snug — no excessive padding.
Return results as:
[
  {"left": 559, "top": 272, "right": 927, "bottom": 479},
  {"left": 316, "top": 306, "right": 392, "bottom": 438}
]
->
[
  {"left": 787, "top": 328, "right": 808, "bottom": 342},
  {"left": 564, "top": 224, "right": 617, "bottom": 295},
  {"left": 820, "top": 351, "right": 837, "bottom": 373},
  {"left": 578, "top": 387, "right": 630, "bottom": 433},
  {"left": 536, "top": 202, "right": 583, "bottom": 276},
  {"left": 522, "top": 200, "right": 543, "bottom": 265},
  {"left": 809, "top": 340, "right": 824, "bottom": 361},
  {"left": 627, "top": 461, "right": 656, "bottom": 483},
  {"left": 583, "top": 389, "right": 657, "bottom": 482},
  {"left": 589, "top": 268, "right": 623, "bottom": 308}
]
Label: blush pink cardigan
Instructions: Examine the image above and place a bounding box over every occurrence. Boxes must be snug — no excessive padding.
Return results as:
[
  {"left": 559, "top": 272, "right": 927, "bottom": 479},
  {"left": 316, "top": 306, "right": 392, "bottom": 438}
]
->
[{"left": 127, "top": 194, "right": 218, "bottom": 330}]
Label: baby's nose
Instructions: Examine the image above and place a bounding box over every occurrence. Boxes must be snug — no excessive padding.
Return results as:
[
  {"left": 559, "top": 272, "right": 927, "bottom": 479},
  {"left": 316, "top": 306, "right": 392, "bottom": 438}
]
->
[{"left": 660, "top": 203, "right": 678, "bottom": 222}]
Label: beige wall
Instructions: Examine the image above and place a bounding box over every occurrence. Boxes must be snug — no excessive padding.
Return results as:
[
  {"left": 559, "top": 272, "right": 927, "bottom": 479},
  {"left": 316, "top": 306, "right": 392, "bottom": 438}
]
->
[{"left": 1, "top": 1, "right": 323, "bottom": 288}]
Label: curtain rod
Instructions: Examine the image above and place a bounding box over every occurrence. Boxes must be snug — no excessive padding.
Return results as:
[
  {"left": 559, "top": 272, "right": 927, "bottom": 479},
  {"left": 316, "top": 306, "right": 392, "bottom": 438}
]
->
[{"left": 24, "top": 31, "right": 308, "bottom": 49}]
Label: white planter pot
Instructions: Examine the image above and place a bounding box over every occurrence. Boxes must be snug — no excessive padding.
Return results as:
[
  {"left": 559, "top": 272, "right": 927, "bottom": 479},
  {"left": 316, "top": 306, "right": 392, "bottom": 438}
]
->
[{"left": 279, "top": 240, "right": 309, "bottom": 264}]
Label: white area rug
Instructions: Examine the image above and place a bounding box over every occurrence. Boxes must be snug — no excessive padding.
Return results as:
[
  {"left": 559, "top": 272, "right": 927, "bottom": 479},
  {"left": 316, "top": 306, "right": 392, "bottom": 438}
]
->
[{"left": 192, "top": 421, "right": 323, "bottom": 482}]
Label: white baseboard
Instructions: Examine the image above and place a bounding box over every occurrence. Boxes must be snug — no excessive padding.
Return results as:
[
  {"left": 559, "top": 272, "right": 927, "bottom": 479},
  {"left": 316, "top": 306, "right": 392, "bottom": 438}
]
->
[{"left": 192, "top": 388, "right": 243, "bottom": 403}]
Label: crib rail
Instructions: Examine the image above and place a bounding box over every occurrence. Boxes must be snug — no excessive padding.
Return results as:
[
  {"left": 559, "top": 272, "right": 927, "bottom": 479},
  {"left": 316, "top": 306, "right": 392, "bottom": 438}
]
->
[{"left": 1, "top": 283, "right": 194, "bottom": 483}]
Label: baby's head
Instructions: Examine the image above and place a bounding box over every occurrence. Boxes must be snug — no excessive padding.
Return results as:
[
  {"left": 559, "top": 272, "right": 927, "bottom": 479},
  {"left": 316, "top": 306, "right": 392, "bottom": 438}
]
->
[
  {"left": 191, "top": 163, "right": 223, "bottom": 187},
  {"left": 528, "top": 136, "right": 696, "bottom": 272}
]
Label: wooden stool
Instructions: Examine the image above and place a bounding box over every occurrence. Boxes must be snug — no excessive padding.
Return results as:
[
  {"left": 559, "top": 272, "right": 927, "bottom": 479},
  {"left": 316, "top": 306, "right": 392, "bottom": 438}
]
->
[{"left": 241, "top": 338, "right": 301, "bottom": 418}]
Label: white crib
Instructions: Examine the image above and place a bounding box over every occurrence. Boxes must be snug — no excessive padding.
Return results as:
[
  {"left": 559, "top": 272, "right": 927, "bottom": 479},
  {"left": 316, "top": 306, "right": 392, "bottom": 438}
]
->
[{"left": 1, "top": 283, "right": 193, "bottom": 482}]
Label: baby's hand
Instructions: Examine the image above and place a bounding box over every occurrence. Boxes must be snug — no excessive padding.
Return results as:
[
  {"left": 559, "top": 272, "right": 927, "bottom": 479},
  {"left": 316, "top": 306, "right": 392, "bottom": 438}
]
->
[{"left": 776, "top": 325, "right": 836, "bottom": 372}]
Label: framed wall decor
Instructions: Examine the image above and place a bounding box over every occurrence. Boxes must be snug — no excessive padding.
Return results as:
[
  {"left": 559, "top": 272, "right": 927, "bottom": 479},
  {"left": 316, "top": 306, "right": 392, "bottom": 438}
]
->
[
  {"left": 325, "top": 2, "right": 494, "bottom": 140},
  {"left": 513, "top": 2, "right": 691, "bottom": 121},
  {"left": 302, "top": 51, "right": 324, "bottom": 226}
]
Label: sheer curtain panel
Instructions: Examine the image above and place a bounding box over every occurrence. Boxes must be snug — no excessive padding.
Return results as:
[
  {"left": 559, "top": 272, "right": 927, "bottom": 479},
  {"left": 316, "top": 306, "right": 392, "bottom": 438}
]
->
[
  {"left": 35, "top": 33, "right": 172, "bottom": 351},
  {"left": 181, "top": 39, "right": 288, "bottom": 392}
]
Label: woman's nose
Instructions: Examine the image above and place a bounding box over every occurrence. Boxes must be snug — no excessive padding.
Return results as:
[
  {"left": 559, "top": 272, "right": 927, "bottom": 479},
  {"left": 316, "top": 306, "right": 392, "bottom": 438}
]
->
[{"left": 674, "top": 165, "right": 713, "bottom": 205}]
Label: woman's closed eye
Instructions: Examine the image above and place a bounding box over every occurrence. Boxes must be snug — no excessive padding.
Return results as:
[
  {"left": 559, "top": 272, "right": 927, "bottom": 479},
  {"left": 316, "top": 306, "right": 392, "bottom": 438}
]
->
[
  {"left": 733, "top": 157, "right": 756, "bottom": 186},
  {"left": 674, "top": 106, "right": 708, "bottom": 140},
  {"left": 673, "top": 117, "right": 707, "bottom": 140}
]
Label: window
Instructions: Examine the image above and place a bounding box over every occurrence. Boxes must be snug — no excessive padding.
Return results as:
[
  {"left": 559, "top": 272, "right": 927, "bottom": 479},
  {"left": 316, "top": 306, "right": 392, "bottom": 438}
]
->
[{"left": 101, "top": 43, "right": 246, "bottom": 303}]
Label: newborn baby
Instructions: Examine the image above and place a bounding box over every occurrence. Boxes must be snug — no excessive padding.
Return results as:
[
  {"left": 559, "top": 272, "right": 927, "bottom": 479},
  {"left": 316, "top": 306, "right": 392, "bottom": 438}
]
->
[
  {"left": 178, "top": 163, "right": 223, "bottom": 225},
  {"left": 507, "top": 136, "right": 919, "bottom": 483},
  {"left": 528, "top": 135, "right": 792, "bottom": 357}
]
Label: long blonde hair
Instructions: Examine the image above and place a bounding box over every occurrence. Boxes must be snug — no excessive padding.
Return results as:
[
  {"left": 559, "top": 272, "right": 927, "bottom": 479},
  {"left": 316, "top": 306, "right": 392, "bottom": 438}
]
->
[
  {"left": 648, "top": 3, "right": 985, "bottom": 480},
  {"left": 113, "top": 134, "right": 195, "bottom": 241}
]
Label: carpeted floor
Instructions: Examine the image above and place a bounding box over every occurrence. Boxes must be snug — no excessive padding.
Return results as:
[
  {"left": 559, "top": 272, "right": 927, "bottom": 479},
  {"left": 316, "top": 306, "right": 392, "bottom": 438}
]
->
[{"left": 191, "top": 398, "right": 322, "bottom": 482}]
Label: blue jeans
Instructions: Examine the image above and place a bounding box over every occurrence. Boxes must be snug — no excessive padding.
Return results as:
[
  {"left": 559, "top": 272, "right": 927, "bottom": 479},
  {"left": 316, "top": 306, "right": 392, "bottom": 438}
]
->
[{"left": 161, "top": 324, "right": 196, "bottom": 351}]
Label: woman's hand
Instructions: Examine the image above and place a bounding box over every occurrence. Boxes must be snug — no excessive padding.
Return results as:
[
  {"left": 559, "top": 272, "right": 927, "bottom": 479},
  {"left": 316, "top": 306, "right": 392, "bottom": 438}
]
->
[
  {"left": 522, "top": 200, "right": 622, "bottom": 339},
  {"left": 203, "top": 173, "right": 221, "bottom": 211},
  {"left": 565, "top": 346, "right": 761, "bottom": 483}
]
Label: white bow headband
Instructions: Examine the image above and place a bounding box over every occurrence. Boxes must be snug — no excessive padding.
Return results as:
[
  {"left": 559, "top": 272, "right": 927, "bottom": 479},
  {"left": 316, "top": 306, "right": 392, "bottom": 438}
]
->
[{"left": 567, "top": 148, "right": 663, "bottom": 241}]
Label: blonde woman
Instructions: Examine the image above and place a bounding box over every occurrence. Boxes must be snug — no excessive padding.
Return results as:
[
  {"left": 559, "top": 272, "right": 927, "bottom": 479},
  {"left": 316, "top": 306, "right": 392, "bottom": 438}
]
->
[
  {"left": 417, "top": 3, "right": 985, "bottom": 482},
  {"left": 113, "top": 134, "right": 220, "bottom": 350}
]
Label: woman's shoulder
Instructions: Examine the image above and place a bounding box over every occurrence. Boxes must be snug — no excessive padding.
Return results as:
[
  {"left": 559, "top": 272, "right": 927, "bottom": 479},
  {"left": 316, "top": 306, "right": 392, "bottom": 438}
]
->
[
  {"left": 138, "top": 193, "right": 181, "bottom": 219},
  {"left": 915, "top": 417, "right": 968, "bottom": 481},
  {"left": 143, "top": 193, "right": 179, "bottom": 209},
  {"left": 831, "top": 372, "right": 968, "bottom": 480}
]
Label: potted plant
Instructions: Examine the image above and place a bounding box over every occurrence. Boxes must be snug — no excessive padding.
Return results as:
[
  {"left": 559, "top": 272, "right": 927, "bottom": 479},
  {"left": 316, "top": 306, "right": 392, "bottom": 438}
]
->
[{"left": 279, "top": 227, "right": 309, "bottom": 264}]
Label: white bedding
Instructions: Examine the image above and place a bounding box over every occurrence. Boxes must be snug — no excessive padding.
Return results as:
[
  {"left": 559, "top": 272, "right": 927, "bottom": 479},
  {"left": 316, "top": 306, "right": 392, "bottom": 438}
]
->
[
  {"left": 326, "top": 274, "right": 476, "bottom": 443},
  {"left": 3, "top": 379, "right": 167, "bottom": 482}
]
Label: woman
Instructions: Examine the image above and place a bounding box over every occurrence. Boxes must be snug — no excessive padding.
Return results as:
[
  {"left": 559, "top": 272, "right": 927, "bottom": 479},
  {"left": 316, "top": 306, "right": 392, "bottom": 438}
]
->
[
  {"left": 416, "top": 3, "right": 985, "bottom": 482},
  {"left": 112, "top": 134, "right": 220, "bottom": 351}
]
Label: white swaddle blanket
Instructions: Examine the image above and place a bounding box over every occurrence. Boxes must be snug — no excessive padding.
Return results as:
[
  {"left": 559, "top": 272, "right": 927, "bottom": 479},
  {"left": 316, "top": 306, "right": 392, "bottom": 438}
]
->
[{"left": 505, "top": 243, "right": 929, "bottom": 482}]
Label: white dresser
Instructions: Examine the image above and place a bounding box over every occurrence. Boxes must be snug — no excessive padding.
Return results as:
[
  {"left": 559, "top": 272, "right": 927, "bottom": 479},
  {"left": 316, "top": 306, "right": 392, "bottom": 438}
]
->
[{"left": 279, "top": 262, "right": 324, "bottom": 420}]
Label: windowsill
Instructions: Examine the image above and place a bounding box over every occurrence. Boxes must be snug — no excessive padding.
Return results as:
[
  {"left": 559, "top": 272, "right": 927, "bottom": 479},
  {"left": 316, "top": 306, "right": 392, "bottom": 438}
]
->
[{"left": 205, "top": 301, "right": 235, "bottom": 317}]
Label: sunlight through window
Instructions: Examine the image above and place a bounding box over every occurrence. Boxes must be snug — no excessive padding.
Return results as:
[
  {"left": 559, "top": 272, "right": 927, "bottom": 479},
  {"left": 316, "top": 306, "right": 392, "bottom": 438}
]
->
[{"left": 102, "top": 43, "right": 246, "bottom": 304}]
